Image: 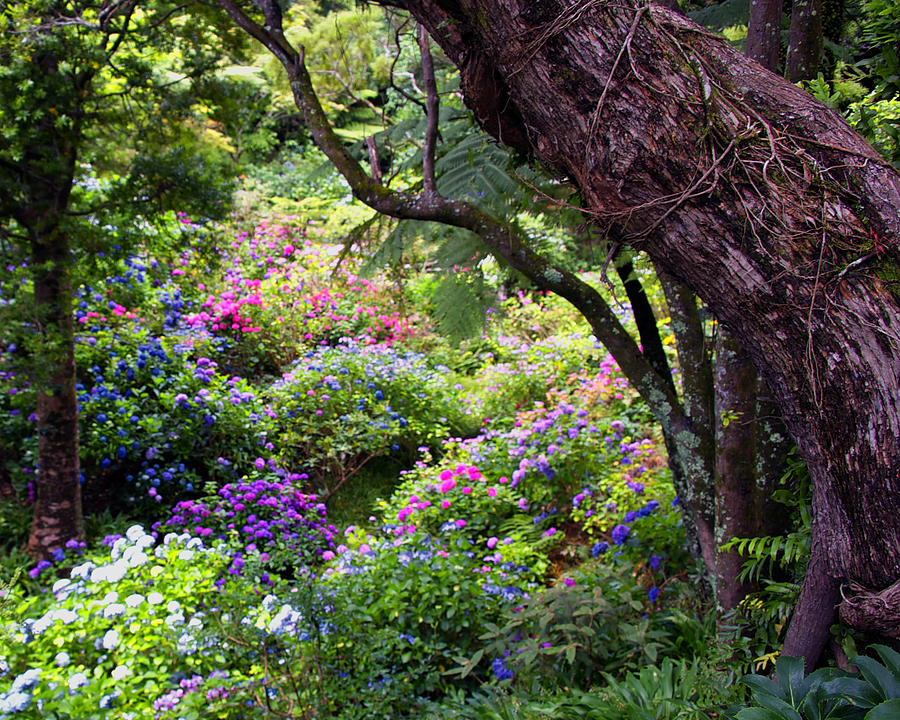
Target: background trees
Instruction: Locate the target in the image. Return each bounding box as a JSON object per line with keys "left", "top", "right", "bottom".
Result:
{"left": 0, "top": 0, "right": 236, "bottom": 559}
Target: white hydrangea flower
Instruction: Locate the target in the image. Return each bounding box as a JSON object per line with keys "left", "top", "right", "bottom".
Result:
{"left": 125, "top": 525, "right": 146, "bottom": 543}
{"left": 102, "top": 629, "right": 120, "bottom": 650}
{"left": 103, "top": 603, "right": 127, "bottom": 619}
{"left": 67, "top": 671, "right": 89, "bottom": 693}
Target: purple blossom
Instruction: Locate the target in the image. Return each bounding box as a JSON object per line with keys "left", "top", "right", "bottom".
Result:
{"left": 611, "top": 524, "right": 631, "bottom": 545}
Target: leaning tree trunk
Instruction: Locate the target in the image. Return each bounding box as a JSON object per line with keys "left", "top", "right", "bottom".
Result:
{"left": 399, "top": 0, "right": 900, "bottom": 669}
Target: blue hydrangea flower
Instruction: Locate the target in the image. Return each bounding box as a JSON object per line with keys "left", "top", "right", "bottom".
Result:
{"left": 491, "top": 657, "right": 514, "bottom": 681}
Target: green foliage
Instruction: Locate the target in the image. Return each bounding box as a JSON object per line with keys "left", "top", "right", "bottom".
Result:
{"left": 0, "top": 527, "right": 271, "bottom": 718}
{"left": 466, "top": 564, "right": 678, "bottom": 689}
{"left": 720, "top": 452, "right": 811, "bottom": 630}
{"left": 733, "top": 646, "right": 900, "bottom": 720}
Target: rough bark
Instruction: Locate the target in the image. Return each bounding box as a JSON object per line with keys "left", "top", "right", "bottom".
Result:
{"left": 394, "top": 0, "right": 900, "bottom": 667}
{"left": 657, "top": 273, "right": 717, "bottom": 575}
{"left": 9, "top": 43, "right": 89, "bottom": 559}
{"left": 714, "top": 332, "right": 766, "bottom": 611}
{"left": 747, "top": 0, "right": 784, "bottom": 72}
{"left": 785, "top": 0, "right": 824, "bottom": 82}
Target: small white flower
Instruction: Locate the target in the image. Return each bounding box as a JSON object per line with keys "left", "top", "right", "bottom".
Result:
{"left": 32, "top": 614, "right": 53, "bottom": 635}
{"left": 101, "top": 591, "right": 119, "bottom": 605}
{"left": 10, "top": 667, "right": 41, "bottom": 693}
{"left": 125, "top": 525, "right": 146, "bottom": 543}
{"left": 147, "top": 592, "right": 164, "bottom": 605}
{"left": 125, "top": 593, "right": 145, "bottom": 608}
{"left": 102, "top": 628, "right": 120, "bottom": 650}
{"left": 166, "top": 600, "right": 181, "bottom": 614}
{"left": 111, "top": 537, "right": 128, "bottom": 559}
{"left": 103, "top": 603, "right": 127, "bottom": 619}
{"left": 124, "top": 549, "right": 149, "bottom": 567}
{"left": 67, "top": 671, "right": 89, "bottom": 693}
{"left": 55, "top": 651, "right": 70, "bottom": 667}
{"left": 70, "top": 562, "right": 96, "bottom": 580}
{"left": 111, "top": 665, "right": 129, "bottom": 681}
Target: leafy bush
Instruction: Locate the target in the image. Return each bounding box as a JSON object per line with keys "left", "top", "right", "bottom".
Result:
{"left": 157, "top": 472, "right": 337, "bottom": 582}
{"left": 733, "top": 647, "right": 900, "bottom": 720}
{"left": 0, "top": 526, "right": 270, "bottom": 718}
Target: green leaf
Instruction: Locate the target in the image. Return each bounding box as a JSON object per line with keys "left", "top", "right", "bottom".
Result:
{"left": 737, "top": 708, "right": 799, "bottom": 720}
{"left": 853, "top": 655, "right": 900, "bottom": 700}
{"left": 865, "top": 699, "right": 900, "bottom": 719}
{"left": 777, "top": 656, "right": 808, "bottom": 707}
{"left": 745, "top": 674, "right": 790, "bottom": 703}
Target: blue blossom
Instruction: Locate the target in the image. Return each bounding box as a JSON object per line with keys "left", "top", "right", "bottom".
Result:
{"left": 611, "top": 524, "right": 631, "bottom": 545}
{"left": 591, "top": 541, "right": 610, "bottom": 557}
{"left": 648, "top": 586, "right": 660, "bottom": 603}
{"left": 67, "top": 671, "right": 89, "bottom": 693}
{"left": 10, "top": 668, "right": 40, "bottom": 693}
{"left": 491, "top": 657, "right": 514, "bottom": 681}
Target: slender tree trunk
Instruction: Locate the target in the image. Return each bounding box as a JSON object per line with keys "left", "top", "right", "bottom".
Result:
{"left": 785, "top": 0, "right": 824, "bottom": 81}
{"left": 657, "top": 273, "right": 718, "bottom": 576}
{"left": 714, "top": 332, "right": 766, "bottom": 611}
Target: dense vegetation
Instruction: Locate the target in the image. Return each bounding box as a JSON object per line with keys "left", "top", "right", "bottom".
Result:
{"left": 1, "top": 0, "right": 899, "bottom": 718}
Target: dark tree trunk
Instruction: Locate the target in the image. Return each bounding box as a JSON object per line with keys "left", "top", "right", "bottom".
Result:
{"left": 26, "top": 227, "right": 84, "bottom": 559}
{"left": 13, "top": 48, "right": 87, "bottom": 560}
{"left": 714, "top": 332, "right": 767, "bottom": 611}
{"left": 657, "top": 273, "right": 718, "bottom": 575}
{"left": 396, "top": 0, "right": 900, "bottom": 668}
{"left": 747, "top": 0, "right": 784, "bottom": 72}
{"left": 785, "top": 0, "right": 824, "bottom": 81}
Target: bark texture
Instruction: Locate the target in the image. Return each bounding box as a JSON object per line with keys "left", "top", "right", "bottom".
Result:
{"left": 785, "top": 0, "right": 824, "bottom": 82}
{"left": 746, "top": 0, "right": 784, "bottom": 72}
{"left": 396, "top": 0, "right": 900, "bottom": 665}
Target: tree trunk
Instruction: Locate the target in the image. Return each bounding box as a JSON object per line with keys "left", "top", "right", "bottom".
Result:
{"left": 746, "top": 0, "right": 784, "bottom": 72}
{"left": 785, "top": 0, "right": 824, "bottom": 82}
{"left": 398, "top": 0, "right": 900, "bottom": 667}
{"left": 714, "top": 331, "right": 767, "bottom": 611}
{"left": 26, "top": 228, "right": 84, "bottom": 559}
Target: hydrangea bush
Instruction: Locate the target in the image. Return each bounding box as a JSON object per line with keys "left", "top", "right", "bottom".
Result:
{"left": 0, "top": 526, "right": 267, "bottom": 719}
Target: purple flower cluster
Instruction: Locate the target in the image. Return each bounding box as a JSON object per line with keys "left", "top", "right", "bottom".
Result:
{"left": 157, "top": 475, "right": 336, "bottom": 579}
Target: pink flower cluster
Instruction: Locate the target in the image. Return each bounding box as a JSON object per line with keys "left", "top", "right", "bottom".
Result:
{"left": 396, "top": 464, "right": 501, "bottom": 525}
{"left": 187, "top": 292, "right": 264, "bottom": 333}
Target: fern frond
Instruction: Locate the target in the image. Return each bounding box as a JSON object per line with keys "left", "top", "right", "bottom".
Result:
{"left": 431, "top": 273, "right": 496, "bottom": 343}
